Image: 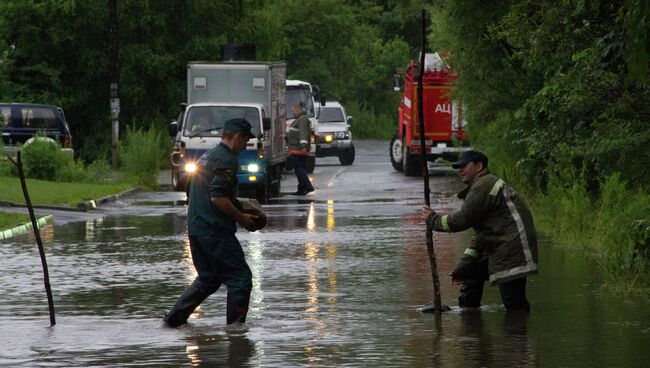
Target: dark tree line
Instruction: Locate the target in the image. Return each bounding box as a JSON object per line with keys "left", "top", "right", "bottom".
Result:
{"left": 0, "top": 0, "right": 424, "bottom": 161}
{"left": 429, "top": 0, "right": 650, "bottom": 193}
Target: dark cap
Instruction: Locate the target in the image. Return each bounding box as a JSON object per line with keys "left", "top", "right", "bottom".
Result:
{"left": 223, "top": 118, "right": 254, "bottom": 137}
{"left": 452, "top": 150, "right": 488, "bottom": 169}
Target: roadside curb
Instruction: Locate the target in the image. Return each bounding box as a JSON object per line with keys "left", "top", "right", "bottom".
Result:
{"left": 0, "top": 187, "right": 141, "bottom": 212}
{"left": 0, "top": 215, "right": 54, "bottom": 241}
{"left": 76, "top": 187, "right": 142, "bottom": 211}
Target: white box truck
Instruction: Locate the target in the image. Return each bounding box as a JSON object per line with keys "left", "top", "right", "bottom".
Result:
{"left": 168, "top": 62, "right": 287, "bottom": 203}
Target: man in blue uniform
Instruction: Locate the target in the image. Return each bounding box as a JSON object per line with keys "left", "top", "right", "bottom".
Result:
{"left": 163, "top": 118, "right": 259, "bottom": 327}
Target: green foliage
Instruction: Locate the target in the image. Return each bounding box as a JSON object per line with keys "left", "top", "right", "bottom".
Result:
{"left": 345, "top": 100, "right": 397, "bottom": 140}
{"left": 0, "top": 0, "right": 419, "bottom": 159}
{"left": 118, "top": 124, "right": 164, "bottom": 189}
{"left": 534, "top": 170, "right": 650, "bottom": 285}
{"left": 430, "top": 0, "right": 650, "bottom": 284}
{"left": 0, "top": 159, "right": 17, "bottom": 177}
{"left": 244, "top": 0, "right": 411, "bottom": 129}
{"left": 20, "top": 138, "right": 67, "bottom": 181}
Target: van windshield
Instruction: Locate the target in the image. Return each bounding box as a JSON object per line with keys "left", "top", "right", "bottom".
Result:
{"left": 286, "top": 88, "right": 315, "bottom": 119}
{"left": 183, "top": 106, "right": 261, "bottom": 137}
{"left": 319, "top": 107, "right": 345, "bottom": 123}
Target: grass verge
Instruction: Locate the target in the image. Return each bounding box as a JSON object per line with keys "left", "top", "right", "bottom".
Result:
{"left": 529, "top": 173, "right": 650, "bottom": 290}
{"left": 0, "top": 211, "right": 31, "bottom": 230}
{"left": 0, "top": 176, "right": 133, "bottom": 207}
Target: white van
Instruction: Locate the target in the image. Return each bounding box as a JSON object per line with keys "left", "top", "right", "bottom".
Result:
{"left": 314, "top": 101, "right": 354, "bottom": 165}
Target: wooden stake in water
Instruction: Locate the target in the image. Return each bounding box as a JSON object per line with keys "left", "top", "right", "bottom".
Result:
{"left": 417, "top": 9, "right": 448, "bottom": 314}
{"left": 7, "top": 151, "right": 56, "bottom": 325}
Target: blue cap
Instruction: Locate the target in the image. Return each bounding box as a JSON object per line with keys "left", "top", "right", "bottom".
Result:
{"left": 452, "top": 150, "right": 488, "bottom": 169}
{"left": 222, "top": 118, "right": 253, "bottom": 137}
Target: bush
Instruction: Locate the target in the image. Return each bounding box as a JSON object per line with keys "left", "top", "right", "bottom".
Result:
{"left": 118, "top": 124, "right": 164, "bottom": 189}
{"left": 345, "top": 100, "right": 396, "bottom": 140}
{"left": 20, "top": 138, "right": 68, "bottom": 181}
{"left": 0, "top": 159, "right": 17, "bottom": 177}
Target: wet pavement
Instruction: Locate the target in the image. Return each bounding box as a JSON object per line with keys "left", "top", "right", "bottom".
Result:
{"left": 2, "top": 140, "right": 649, "bottom": 367}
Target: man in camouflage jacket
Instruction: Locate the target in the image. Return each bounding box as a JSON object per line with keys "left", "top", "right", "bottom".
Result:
{"left": 287, "top": 103, "right": 314, "bottom": 195}
{"left": 422, "top": 151, "right": 538, "bottom": 311}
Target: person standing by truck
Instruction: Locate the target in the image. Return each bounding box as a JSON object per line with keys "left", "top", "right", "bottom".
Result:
{"left": 163, "top": 118, "right": 260, "bottom": 327}
{"left": 287, "top": 103, "right": 314, "bottom": 195}
{"left": 421, "top": 151, "right": 538, "bottom": 312}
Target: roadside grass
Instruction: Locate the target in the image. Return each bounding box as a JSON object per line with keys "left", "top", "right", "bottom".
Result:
{"left": 0, "top": 211, "right": 31, "bottom": 230}
{"left": 0, "top": 176, "right": 133, "bottom": 206}
{"left": 530, "top": 172, "right": 650, "bottom": 290}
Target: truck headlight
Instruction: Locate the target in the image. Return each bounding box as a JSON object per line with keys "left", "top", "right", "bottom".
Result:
{"left": 247, "top": 163, "right": 259, "bottom": 173}
{"left": 324, "top": 134, "right": 333, "bottom": 143}
{"left": 185, "top": 162, "right": 197, "bottom": 174}
{"left": 336, "top": 131, "right": 348, "bottom": 139}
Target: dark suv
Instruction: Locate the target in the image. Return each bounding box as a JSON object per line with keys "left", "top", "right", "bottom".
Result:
{"left": 1, "top": 103, "right": 73, "bottom": 156}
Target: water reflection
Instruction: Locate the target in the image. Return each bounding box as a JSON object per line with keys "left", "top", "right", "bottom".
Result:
{"left": 306, "top": 203, "right": 316, "bottom": 232}
{"left": 3, "top": 196, "right": 650, "bottom": 366}
{"left": 326, "top": 200, "right": 335, "bottom": 231}
{"left": 185, "top": 333, "right": 255, "bottom": 367}
{"left": 247, "top": 232, "right": 265, "bottom": 312}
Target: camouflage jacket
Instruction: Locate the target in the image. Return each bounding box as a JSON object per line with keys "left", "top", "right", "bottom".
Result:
{"left": 287, "top": 112, "right": 311, "bottom": 153}
{"left": 427, "top": 170, "right": 538, "bottom": 284}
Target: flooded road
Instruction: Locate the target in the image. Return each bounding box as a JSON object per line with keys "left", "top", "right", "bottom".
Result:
{"left": 2, "top": 140, "right": 649, "bottom": 367}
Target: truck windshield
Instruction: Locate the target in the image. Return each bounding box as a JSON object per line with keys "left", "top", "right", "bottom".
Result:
{"left": 319, "top": 107, "right": 345, "bottom": 123}
{"left": 183, "top": 106, "right": 261, "bottom": 137}
{"left": 285, "top": 88, "right": 315, "bottom": 119}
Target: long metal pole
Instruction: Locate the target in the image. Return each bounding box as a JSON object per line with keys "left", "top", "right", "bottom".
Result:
{"left": 7, "top": 152, "right": 56, "bottom": 326}
{"left": 418, "top": 9, "right": 443, "bottom": 313}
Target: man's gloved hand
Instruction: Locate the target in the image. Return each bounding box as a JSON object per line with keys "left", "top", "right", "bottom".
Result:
{"left": 449, "top": 272, "right": 463, "bottom": 286}
{"left": 421, "top": 205, "right": 439, "bottom": 225}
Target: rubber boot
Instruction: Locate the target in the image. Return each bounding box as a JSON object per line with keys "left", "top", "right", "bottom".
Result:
{"left": 163, "top": 281, "right": 209, "bottom": 327}
{"left": 226, "top": 292, "right": 250, "bottom": 324}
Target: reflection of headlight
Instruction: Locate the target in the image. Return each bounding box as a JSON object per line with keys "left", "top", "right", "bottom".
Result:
{"left": 325, "top": 134, "right": 333, "bottom": 143}
{"left": 247, "top": 163, "right": 259, "bottom": 173}
{"left": 185, "top": 162, "right": 197, "bottom": 173}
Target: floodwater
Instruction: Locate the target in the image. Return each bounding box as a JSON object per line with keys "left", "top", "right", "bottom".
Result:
{"left": 1, "top": 141, "right": 649, "bottom": 367}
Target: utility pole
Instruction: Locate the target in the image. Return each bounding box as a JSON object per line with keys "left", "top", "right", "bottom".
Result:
{"left": 108, "top": 0, "right": 120, "bottom": 169}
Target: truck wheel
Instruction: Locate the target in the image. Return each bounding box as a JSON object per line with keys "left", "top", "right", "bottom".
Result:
{"left": 269, "top": 165, "right": 282, "bottom": 196}
{"left": 256, "top": 179, "right": 269, "bottom": 204}
{"left": 403, "top": 148, "right": 422, "bottom": 176}
{"left": 390, "top": 132, "right": 404, "bottom": 172}
{"left": 171, "top": 170, "right": 186, "bottom": 192}
{"left": 306, "top": 156, "right": 316, "bottom": 174}
{"left": 338, "top": 144, "right": 355, "bottom": 165}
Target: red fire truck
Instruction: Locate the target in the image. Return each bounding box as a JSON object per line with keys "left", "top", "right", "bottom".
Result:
{"left": 389, "top": 53, "right": 471, "bottom": 176}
